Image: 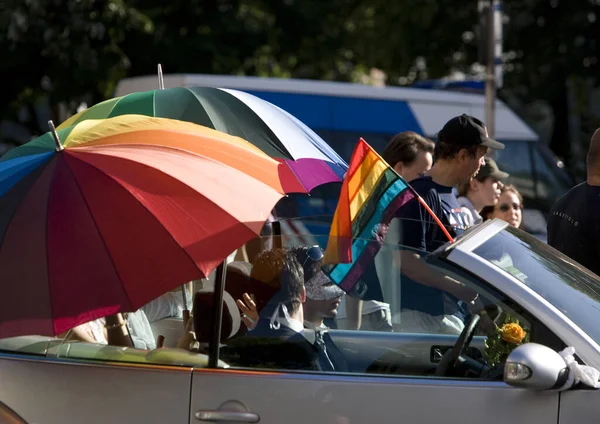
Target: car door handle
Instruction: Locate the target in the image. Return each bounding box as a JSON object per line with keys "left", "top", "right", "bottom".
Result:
{"left": 195, "top": 410, "right": 260, "bottom": 423}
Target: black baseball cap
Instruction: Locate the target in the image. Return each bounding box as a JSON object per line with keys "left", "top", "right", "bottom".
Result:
{"left": 439, "top": 114, "right": 505, "bottom": 150}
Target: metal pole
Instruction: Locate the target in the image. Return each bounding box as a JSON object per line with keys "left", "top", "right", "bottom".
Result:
{"left": 48, "top": 120, "right": 64, "bottom": 152}
{"left": 157, "top": 64, "right": 165, "bottom": 90}
{"left": 485, "top": 0, "right": 496, "bottom": 138}
{"left": 272, "top": 221, "right": 282, "bottom": 249}
{"left": 208, "top": 262, "right": 227, "bottom": 368}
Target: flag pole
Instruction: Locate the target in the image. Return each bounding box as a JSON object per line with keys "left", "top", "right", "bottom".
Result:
{"left": 414, "top": 195, "right": 455, "bottom": 243}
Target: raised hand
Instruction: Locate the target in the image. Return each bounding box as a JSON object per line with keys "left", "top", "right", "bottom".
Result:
{"left": 236, "top": 293, "right": 258, "bottom": 330}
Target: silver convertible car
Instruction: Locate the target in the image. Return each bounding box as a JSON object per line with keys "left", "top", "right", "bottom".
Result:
{"left": 1, "top": 218, "right": 600, "bottom": 424}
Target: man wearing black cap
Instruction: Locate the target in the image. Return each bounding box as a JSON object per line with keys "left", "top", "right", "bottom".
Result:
{"left": 398, "top": 114, "right": 505, "bottom": 249}
{"left": 395, "top": 115, "right": 505, "bottom": 333}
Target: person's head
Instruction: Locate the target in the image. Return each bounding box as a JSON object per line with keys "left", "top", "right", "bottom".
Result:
{"left": 492, "top": 185, "right": 523, "bottom": 228}
{"left": 288, "top": 245, "right": 345, "bottom": 323}
{"left": 381, "top": 131, "right": 435, "bottom": 182}
{"left": 457, "top": 158, "right": 509, "bottom": 211}
{"left": 587, "top": 128, "right": 600, "bottom": 183}
{"left": 435, "top": 115, "right": 505, "bottom": 185}
{"left": 250, "top": 248, "right": 306, "bottom": 315}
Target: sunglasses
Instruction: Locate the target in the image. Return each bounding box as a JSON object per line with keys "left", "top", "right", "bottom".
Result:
{"left": 301, "top": 245, "right": 324, "bottom": 266}
{"left": 499, "top": 202, "right": 522, "bottom": 212}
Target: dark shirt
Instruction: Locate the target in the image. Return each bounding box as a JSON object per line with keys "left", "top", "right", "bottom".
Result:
{"left": 548, "top": 183, "right": 600, "bottom": 276}
{"left": 222, "top": 318, "right": 321, "bottom": 371}
{"left": 223, "top": 316, "right": 349, "bottom": 372}
{"left": 397, "top": 176, "right": 460, "bottom": 252}
{"left": 308, "top": 326, "right": 349, "bottom": 372}
{"left": 396, "top": 176, "right": 462, "bottom": 316}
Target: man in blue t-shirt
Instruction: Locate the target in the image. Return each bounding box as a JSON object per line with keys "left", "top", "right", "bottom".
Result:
{"left": 395, "top": 114, "right": 505, "bottom": 334}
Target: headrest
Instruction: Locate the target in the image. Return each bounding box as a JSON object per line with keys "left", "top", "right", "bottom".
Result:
{"left": 193, "top": 290, "right": 241, "bottom": 344}
{"left": 224, "top": 261, "right": 278, "bottom": 314}
{"left": 227, "top": 261, "right": 252, "bottom": 281}
{"left": 223, "top": 261, "right": 251, "bottom": 301}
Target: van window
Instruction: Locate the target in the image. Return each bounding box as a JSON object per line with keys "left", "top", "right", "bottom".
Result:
{"left": 491, "top": 141, "right": 535, "bottom": 201}
{"left": 316, "top": 130, "right": 392, "bottom": 162}
{"left": 531, "top": 146, "right": 571, "bottom": 204}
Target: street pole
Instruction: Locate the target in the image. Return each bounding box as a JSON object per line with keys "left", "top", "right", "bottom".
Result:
{"left": 485, "top": 0, "right": 496, "bottom": 138}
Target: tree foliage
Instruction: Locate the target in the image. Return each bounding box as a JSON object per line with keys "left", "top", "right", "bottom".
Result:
{"left": 3, "top": 0, "right": 600, "bottom": 169}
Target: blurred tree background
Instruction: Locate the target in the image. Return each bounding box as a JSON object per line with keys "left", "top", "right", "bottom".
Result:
{"left": 2, "top": 0, "right": 600, "bottom": 176}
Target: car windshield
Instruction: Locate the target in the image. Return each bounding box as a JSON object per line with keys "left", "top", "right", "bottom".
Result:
{"left": 471, "top": 226, "right": 600, "bottom": 344}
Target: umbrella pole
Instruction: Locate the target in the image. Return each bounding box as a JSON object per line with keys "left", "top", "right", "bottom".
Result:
{"left": 157, "top": 64, "right": 165, "bottom": 89}
{"left": 181, "top": 282, "right": 191, "bottom": 327}
{"left": 48, "top": 120, "right": 63, "bottom": 152}
{"left": 208, "top": 261, "right": 227, "bottom": 368}
{"left": 273, "top": 220, "right": 282, "bottom": 249}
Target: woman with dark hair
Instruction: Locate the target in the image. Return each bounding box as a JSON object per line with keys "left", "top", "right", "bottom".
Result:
{"left": 456, "top": 158, "right": 508, "bottom": 227}
{"left": 381, "top": 131, "right": 435, "bottom": 182}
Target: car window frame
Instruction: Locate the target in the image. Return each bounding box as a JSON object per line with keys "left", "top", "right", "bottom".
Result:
{"left": 447, "top": 232, "right": 600, "bottom": 369}
{"left": 215, "top": 227, "right": 564, "bottom": 379}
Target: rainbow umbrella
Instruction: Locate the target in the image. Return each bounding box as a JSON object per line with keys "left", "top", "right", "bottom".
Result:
{"left": 0, "top": 115, "right": 286, "bottom": 338}
{"left": 58, "top": 86, "right": 348, "bottom": 192}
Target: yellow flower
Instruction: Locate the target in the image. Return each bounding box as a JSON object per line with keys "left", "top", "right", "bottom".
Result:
{"left": 501, "top": 323, "right": 526, "bottom": 344}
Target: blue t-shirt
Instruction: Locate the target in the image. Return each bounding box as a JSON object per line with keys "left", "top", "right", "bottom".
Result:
{"left": 397, "top": 176, "right": 466, "bottom": 252}
{"left": 395, "top": 176, "right": 467, "bottom": 316}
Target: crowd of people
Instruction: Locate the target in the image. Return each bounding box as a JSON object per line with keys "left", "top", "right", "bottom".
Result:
{"left": 212, "top": 114, "right": 519, "bottom": 370}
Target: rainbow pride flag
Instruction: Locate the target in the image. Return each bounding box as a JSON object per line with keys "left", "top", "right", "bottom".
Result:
{"left": 322, "top": 138, "right": 415, "bottom": 297}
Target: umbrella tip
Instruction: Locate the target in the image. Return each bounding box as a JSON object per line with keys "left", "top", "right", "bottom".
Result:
{"left": 48, "top": 120, "right": 64, "bottom": 152}
{"left": 157, "top": 64, "right": 165, "bottom": 90}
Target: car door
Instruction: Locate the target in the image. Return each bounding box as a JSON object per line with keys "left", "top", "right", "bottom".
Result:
{"left": 189, "top": 239, "right": 559, "bottom": 424}
{"left": 189, "top": 357, "right": 557, "bottom": 424}
{"left": 0, "top": 339, "right": 193, "bottom": 424}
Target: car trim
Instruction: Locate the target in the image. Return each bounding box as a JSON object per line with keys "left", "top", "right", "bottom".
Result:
{"left": 449, "top": 219, "right": 508, "bottom": 253}
{"left": 193, "top": 366, "right": 525, "bottom": 388}
{"left": 0, "top": 351, "right": 193, "bottom": 372}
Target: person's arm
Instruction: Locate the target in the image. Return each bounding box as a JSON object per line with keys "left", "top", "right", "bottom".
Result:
{"left": 104, "top": 313, "right": 133, "bottom": 347}
{"left": 344, "top": 296, "right": 363, "bottom": 330}
{"left": 398, "top": 192, "right": 477, "bottom": 303}
{"left": 400, "top": 251, "right": 477, "bottom": 303}
{"left": 58, "top": 324, "right": 98, "bottom": 344}
{"left": 142, "top": 289, "right": 191, "bottom": 323}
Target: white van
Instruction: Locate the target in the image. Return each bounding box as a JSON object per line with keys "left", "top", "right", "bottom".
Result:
{"left": 116, "top": 74, "right": 574, "bottom": 236}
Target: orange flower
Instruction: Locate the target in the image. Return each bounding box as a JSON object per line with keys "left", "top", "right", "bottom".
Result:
{"left": 501, "top": 323, "right": 526, "bottom": 344}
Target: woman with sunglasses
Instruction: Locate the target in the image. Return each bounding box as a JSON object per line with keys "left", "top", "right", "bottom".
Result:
{"left": 482, "top": 185, "right": 523, "bottom": 228}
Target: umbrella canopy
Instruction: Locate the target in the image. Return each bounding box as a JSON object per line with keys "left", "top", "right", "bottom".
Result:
{"left": 0, "top": 115, "right": 285, "bottom": 338}
{"left": 58, "top": 86, "right": 348, "bottom": 192}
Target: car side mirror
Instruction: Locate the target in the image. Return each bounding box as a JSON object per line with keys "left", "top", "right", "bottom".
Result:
{"left": 503, "top": 343, "right": 569, "bottom": 390}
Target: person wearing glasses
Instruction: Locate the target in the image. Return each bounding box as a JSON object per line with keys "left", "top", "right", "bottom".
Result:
{"left": 481, "top": 185, "right": 523, "bottom": 228}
